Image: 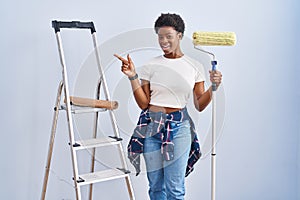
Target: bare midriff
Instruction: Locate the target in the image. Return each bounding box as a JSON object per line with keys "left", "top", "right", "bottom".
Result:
{"left": 148, "top": 104, "right": 182, "bottom": 114}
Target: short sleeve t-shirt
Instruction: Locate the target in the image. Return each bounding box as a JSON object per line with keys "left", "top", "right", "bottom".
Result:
{"left": 139, "top": 55, "right": 206, "bottom": 108}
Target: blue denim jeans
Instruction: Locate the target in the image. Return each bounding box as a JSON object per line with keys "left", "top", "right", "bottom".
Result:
{"left": 143, "top": 120, "right": 191, "bottom": 200}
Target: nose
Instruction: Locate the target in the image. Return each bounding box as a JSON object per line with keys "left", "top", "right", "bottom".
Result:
{"left": 159, "top": 36, "right": 168, "bottom": 44}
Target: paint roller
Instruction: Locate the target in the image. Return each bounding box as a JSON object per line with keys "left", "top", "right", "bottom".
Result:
{"left": 192, "top": 31, "right": 236, "bottom": 200}
{"left": 193, "top": 31, "right": 236, "bottom": 46}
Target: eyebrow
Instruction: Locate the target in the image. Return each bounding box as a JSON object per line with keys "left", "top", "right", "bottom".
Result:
{"left": 158, "top": 32, "right": 176, "bottom": 36}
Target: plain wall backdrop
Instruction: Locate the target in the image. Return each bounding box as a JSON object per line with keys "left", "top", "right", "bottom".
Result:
{"left": 1, "top": 0, "right": 299, "bottom": 199}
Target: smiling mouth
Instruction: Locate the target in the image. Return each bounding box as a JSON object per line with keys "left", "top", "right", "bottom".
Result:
{"left": 161, "top": 45, "right": 170, "bottom": 50}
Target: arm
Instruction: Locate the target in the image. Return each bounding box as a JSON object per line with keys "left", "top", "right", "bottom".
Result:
{"left": 114, "top": 54, "right": 150, "bottom": 110}
{"left": 130, "top": 78, "right": 150, "bottom": 109}
{"left": 193, "top": 70, "right": 222, "bottom": 112}
{"left": 193, "top": 82, "right": 212, "bottom": 112}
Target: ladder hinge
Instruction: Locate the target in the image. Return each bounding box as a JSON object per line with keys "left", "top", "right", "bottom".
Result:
{"left": 68, "top": 142, "right": 81, "bottom": 147}
{"left": 117, "top": 168, "right": 131, "bottom": 174}
{"left": 73, "top": 176, "right": 85, "bottom": 183}
{"left": 109, "top": 136, "right": 123, "bottom": 141}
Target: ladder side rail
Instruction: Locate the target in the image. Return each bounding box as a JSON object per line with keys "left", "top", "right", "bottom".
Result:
{"left": 125, "top": 177, "right": 135, "bottom": 200}
{"left": 55, "top": 31, "right": 82, "bottom": 200}
{"left": 92, "top": 33, "right": 136, "bottom": 200}
{"left": 41, "top": 81, "right": 64, "bottom": 200}
{"left": 91, "top": 33, "right": 127, "bottom": 166}
{"left": 88, "top": 79, "right": 101, "bottom": 200}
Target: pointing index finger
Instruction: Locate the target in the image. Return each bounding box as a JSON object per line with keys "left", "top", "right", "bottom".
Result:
{"left": 114, "top": 54, "right": 128, "bottom": 64}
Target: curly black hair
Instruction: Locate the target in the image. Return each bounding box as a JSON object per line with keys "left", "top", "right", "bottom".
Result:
{"left": 154, "top": 13, "right": 185, "bottom": 36}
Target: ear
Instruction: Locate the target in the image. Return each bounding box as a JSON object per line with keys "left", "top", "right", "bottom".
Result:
{"left": 178, "top": 32, "right": 183, "bottom": 40}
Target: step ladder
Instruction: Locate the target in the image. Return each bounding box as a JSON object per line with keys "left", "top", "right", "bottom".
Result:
{"left": 41, "top": 21, "right": 135, "bottom": 200}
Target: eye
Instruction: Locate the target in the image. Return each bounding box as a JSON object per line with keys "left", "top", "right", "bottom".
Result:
{"left": 166, "top": 35, "right": 173, "bottom": 39}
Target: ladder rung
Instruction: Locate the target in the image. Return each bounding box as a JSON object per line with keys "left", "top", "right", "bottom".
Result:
{"left": 77, "top": 168, "right": 129, "bottom": 186}
{"left": 59, "top": 105, "right": 107, "bottom": 114}
{"left": 73, "top": 137, "right": 122, "bottom": 150}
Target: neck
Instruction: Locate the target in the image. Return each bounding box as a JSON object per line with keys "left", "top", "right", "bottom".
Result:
{"left": 164, "top": 51, "right": 184, "bottom": 59}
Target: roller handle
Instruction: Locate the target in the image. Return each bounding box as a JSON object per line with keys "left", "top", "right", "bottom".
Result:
{"left": 52, "top": 20, "right": 96, "bottom": 33}
{"left": 211, "top": 60, "right": 218, "bottom": 91}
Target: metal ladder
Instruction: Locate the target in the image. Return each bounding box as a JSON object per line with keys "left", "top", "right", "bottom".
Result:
{"left": 41, "top": 21, "right": 135, "bottom": 200}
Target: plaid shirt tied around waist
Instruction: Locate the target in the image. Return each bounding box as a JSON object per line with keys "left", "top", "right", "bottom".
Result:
{"left": 127, "top": 107, "right": 201, "bottom": 177}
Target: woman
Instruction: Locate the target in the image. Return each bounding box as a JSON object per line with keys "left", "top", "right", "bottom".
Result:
{"left": 114, "top": 13, "right": 222, "bottom": 200}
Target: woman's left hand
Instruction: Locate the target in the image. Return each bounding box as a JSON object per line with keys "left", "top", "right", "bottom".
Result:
{"left": 209, "top": 70, "right": 222, "bottom": 88}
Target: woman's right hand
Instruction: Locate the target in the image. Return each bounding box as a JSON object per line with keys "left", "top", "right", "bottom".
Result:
{"left": 114, "top": 54, "right": 137, "bottom": 78}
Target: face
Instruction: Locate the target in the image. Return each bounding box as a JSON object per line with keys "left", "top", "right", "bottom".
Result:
{"left": 157, "top": 26, "right": 182, "bottom": 57}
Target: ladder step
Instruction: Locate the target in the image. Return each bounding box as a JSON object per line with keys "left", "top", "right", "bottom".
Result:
{"left": 73, "top": 137, "right": 122, "bottom": 150}
{"left": 77, "top": 168, "right": 130, "bottom": 186}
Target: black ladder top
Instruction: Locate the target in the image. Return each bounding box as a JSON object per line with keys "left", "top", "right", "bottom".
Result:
{"left": 52, "top": 20, "right": 96, "bottom": 34}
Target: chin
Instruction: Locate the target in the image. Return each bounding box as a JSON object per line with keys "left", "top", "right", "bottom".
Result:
{"left": 162, "top": 50, "right": 172, "bottom": 55}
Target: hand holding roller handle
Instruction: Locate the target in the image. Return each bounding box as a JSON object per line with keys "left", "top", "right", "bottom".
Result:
{"left": 209, "top": 61, "right": 222, "bottom": 91}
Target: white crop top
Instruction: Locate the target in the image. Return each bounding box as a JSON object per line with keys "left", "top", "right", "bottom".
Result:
{"left": 139, "top": 55, "right": 206, "bottom": 108}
